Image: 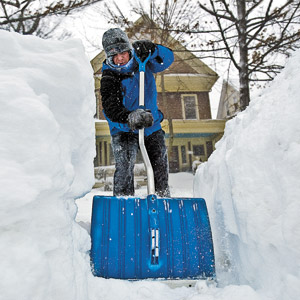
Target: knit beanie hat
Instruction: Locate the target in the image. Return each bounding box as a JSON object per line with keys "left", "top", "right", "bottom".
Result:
{"left": 102, "top": 28, "right": 132, "bottom": 58}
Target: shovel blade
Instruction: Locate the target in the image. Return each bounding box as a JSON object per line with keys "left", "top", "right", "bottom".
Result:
{"left": 90, "top": 195, "right": 215, "bottom": 279}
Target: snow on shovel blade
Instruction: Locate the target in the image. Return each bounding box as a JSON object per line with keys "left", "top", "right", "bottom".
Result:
{"left": 90, "top": 194, "right": 215, "bottom": 280}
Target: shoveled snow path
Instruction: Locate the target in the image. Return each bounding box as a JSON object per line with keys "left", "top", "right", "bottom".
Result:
{"left": 76, "top": 172, "right": 268, "bottom": 300}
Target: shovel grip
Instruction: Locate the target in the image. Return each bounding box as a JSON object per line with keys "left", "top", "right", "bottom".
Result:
{"left": 134, "top": 52, "right": 151, "bottom": 72}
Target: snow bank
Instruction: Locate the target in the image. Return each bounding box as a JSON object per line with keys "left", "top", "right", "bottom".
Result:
{"left": 194, "top": 50, "right": 300, "bottom": 300}
{"left": 0, "top": 30, "right": 96, "bottom": 299}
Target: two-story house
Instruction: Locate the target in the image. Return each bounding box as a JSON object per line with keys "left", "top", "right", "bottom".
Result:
{"left": 91, "top": 16, "right": 226, "bottom": 172}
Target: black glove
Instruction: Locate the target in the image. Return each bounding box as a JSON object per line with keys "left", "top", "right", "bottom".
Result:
{"left": 128, "top": 108, "right": 154, "bottom": 131}
{"left": 132, "top": 40, "right": 156, "bottom": 62}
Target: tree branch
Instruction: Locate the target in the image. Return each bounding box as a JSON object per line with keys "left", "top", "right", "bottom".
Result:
{"left": 197, "top": 0, "right": 235, "bottom": 22}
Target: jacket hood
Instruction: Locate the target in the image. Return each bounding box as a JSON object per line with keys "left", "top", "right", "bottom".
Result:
{"left": 103, "top": 52, "right": 138, "bottom": 74}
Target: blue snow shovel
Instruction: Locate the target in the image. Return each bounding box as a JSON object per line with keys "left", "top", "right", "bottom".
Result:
{"left": 90, "top": 53, "right": 215, "bottom": 282}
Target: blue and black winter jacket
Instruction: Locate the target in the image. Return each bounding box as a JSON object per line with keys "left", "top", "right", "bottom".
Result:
{"left": 100, "top": 44, "right": 174, "bottom": 136}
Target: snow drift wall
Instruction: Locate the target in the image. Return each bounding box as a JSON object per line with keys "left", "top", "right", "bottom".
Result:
{"left": 194, "top": 51, "right": 300, "bottom": 300}
{"left": 0, "top": 30, "right": 96, "bottom": 300}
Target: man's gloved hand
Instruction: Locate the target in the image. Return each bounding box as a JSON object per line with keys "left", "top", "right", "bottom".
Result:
{"left": 132, "top": 40, "right": 156, "bottom": 62}
{"left": 128, "top": 108, "right": 154, "bottom": 131}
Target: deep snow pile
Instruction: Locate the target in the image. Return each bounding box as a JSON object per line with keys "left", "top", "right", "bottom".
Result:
{"left": 0, "top": 30, "right": 96, "bottom": 299}
{"left": 194, "top": 50, "right": 300, "bottom": 299}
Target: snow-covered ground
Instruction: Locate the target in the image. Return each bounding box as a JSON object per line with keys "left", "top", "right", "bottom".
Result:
{"left": 76, "top": 171, "right": 195, "bottom": 233}
{"left": 0, "top": 29, "right": 299, "bottom": 300}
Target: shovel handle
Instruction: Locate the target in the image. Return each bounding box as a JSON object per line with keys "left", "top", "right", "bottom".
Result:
{"left": 134, "top": 53, "right": 155, "bottom": 195}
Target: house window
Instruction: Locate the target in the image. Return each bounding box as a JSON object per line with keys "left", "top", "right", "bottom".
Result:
{"left": 193, "top": 145, "right": 205, "bottom": 156}
{"left": 182, "top": 94, "right": 199, "bottom": 119}
{"left": 181, "top": 145, "right": 187, "bottom": 164}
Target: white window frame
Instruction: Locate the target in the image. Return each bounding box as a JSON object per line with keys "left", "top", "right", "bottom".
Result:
{"left": 181, "top": 94, "right": 199, "bottom": 120}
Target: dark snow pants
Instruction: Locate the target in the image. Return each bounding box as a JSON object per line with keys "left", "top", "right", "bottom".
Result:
{"left": 111, "top": 129, "right": 170, "bottom": 197}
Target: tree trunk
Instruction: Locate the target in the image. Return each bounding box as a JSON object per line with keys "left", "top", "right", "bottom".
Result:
{"left": 237, "top": 0, "right": 250, "bottom": 111}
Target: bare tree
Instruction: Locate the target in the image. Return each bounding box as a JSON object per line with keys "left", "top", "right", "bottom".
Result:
{"left": 0, "top": 0, "right": 103, "bottom": 38}
{"left": 196, "top": 0, "right": 300, "bottom": 110}
{"left": 90, "top": 0, "right": 300, "bottom": 116}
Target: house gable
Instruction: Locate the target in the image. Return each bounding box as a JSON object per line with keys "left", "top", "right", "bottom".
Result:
{"left": 92, "top": 16, "right": 225, "bottom": 172}
{"left": 91, "top": 15, "right": 219, "bottom": 94}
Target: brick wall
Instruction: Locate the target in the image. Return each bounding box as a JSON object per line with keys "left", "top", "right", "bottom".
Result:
{"left": 157, "top": 92, "right": 211, "bottom": 120}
